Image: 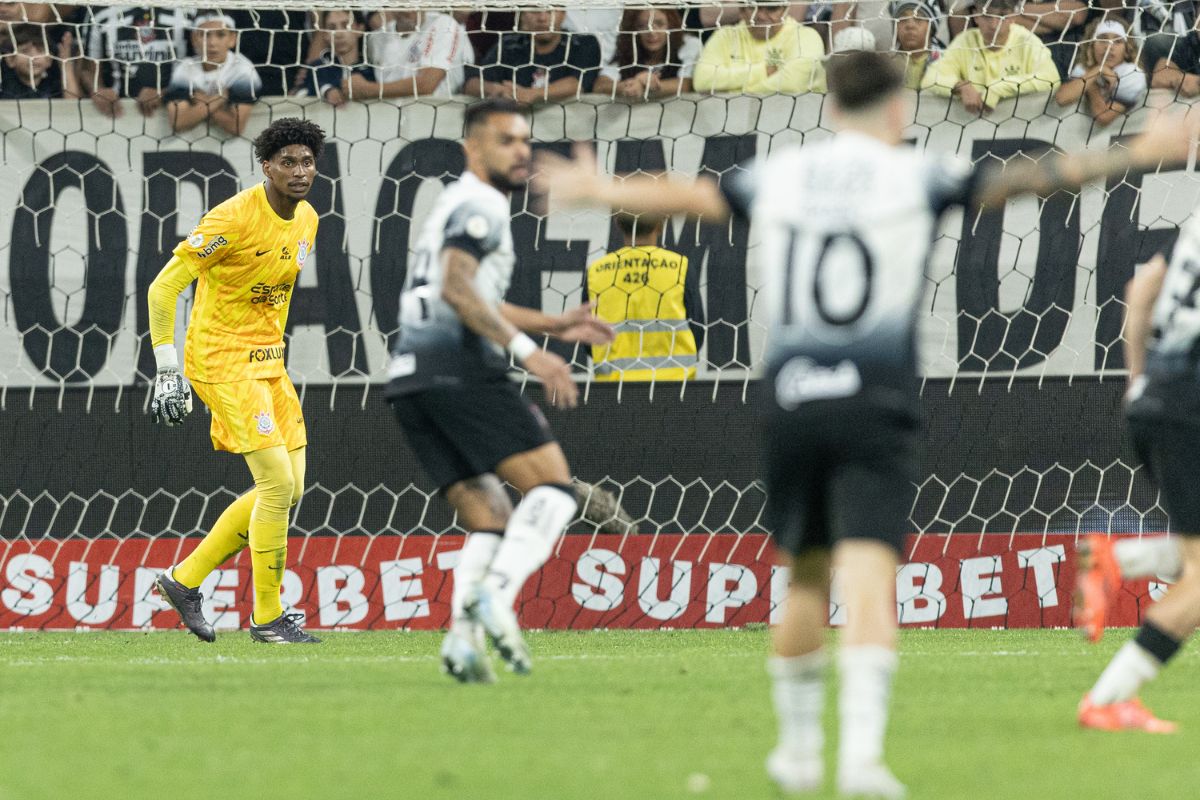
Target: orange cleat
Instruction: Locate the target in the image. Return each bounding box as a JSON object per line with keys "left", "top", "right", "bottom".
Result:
{"left": 1078, "top": 695, "right": 1178, "bottom": 733}
{"left": 1074, "top": 534, "right": 1123, "bottom": 643}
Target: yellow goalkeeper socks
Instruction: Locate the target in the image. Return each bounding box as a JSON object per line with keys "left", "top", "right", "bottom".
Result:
{"left": 245, "top": 446, "right": 295, "bottom": 625}
{"left": 250, "top": 545, "right": 287, "bottom": 624}
{"left": 172, "top": 490, "right": 257, "bottom": 589}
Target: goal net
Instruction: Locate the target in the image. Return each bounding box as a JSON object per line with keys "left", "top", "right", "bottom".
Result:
{"left": 0, "top": 1, "right": 1196, "bottom": 632}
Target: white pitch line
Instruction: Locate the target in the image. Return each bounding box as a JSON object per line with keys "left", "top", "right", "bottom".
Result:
{"left": 3, "top": 649, "right": 1194, "bottom": 667}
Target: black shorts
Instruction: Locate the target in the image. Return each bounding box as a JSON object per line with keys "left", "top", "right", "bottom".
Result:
{"left": 391, "top": 379, "right": 555, "bottom": 491}
{"left": 763, "top": 401, "right": 917, "bottom": 556}
{"left": 1129, "top": 414, "right": 1200, "bottom": 534}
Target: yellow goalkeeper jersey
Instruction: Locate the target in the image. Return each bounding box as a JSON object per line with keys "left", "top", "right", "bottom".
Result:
{"left": 172, "top": 183, "right": 319, "bottom": 383}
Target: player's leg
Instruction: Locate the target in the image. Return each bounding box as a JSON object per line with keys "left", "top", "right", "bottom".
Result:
{"left": 1079, "top": 536, "right": 1200, "bottom": 733}
{"left": 244, "top": 445, "right": 294, "bottom": 623}
{"left": 1076, "top": 417, "right": 1185, "bottom": 640}
{"left": 834, "top": 538, "right": 903, "bottom": 797}
{"left": 464, "top": 442, "right": 578, "bottom": 674}
{"left": 441, "top": 475, "right": 511, "bottom": 683}
{"left": 1076, "top": 533, "right": 1183, "bottom": 641}
{"left": 829, "top": 430, "right": 913, "bottom": 800}
{"left": 762, "top": 431, "right": 830, "bottom": 794}
{"left": 154, "top": 379, "right": 258, "bottom": 642}
{"left": 172, "top": 491, "right": 256, "bottom": 589}
{"left": 445, "top": 476, "right": 509, "bottom": 636}
{"left": 767, "top": 548, "right": 831, "bottom": 794}
{"left": 244, "top": 377, "right": 317, "bottom": 643}
{"left": 410, "top": 380, "right": 577, "bottom": 674}
{"left": 488, "top": 442, "right": 578, "bottom": 605}
{"left": 1079, "top": 416, "right": 1194, "bottom": 730}
{"left": 391, "top": 393, "right": 509, "bottom": 681}
{"left": 288, "top": 446, "right": 306, "bottom": 509}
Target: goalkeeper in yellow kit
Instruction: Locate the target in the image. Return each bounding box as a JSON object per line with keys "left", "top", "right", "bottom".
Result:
{"left": 148, "top": 118, "right": 324, "bottom": 644}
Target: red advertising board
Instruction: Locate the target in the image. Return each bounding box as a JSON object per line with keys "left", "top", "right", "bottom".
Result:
{"left": 0, "top": 533, "right": 1165, "bottom": 631}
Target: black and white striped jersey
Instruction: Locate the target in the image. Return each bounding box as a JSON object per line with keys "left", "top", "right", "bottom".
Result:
{"left": 1145, "top": 214, "right": 1200, "bottom": 379}
{"left": 722, "top": 131, "right": 974, "bottom": 420}
{"left": 386, "top": 172, "right": 517, "bottom": 395}
{"left": 84, "top": 6, "right": 192, "bottom": 95}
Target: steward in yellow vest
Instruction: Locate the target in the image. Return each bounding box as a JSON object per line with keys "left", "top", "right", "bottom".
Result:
{"left": 586, "top": 214, "right": 705, "bottom": 381}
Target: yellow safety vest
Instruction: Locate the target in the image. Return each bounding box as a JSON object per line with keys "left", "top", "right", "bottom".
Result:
{"left": 586, "top": 245, "right": 698, "bottom": 381}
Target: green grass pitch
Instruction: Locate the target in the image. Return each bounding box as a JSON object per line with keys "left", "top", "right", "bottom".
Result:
{"left": 0, "top": 628, "right": 1196, "bottom": 800}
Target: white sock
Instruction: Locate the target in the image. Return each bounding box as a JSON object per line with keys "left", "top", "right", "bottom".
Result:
{"left": 838, "top": 645, "right": 898, "bottom": 773}
{"left": 767, "top": 650, "right": 826, "bottom": 760}
{"left": 1113, "top": 536, "right": 1183, "bottom": 581}
{"left": 1089, "top": 640, "right": 1162, "bottom": 705}
{"left": 450, "top": 532, "right": 502, "bottom": 635}
{"left": 485, "top": 484, "right": 578, "bottom": 608}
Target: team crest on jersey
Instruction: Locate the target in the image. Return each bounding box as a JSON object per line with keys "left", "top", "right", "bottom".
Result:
{"left": 253, "top": 410, "right": 275, "bottom": 435}
{"left": 296, "top": 239, "right": 311, "bottom": 267}
{"left": 188, "top": 232, "right": 204, "bottom": 248}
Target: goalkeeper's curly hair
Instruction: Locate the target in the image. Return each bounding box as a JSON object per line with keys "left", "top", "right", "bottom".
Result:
{"left": 253, "top": 118, "right": 326, "bottom": 163}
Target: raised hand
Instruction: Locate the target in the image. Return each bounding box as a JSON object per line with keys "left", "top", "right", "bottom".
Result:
{"left": 555, "top": 301, "right": 615, "bottom": 345}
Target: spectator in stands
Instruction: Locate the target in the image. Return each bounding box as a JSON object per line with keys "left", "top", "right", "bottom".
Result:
{"left": 0, "top": 23, "right": 79, "bottom": 98}
{"left": 683, "top": 4, "right": 742, "bottom": 43}
{"left": 564, "top": 6, "right": 622, "bottom": 67}
{"left": 83, "top": 5, "right": 191, "bottom": 117}
{"left": 594, "top": 7, "right": 700, "bottom": 99}
{"left": 792, "top": 1, "right": 857, "bottom": 52}
{"left": 1011, "top": 1, "right": 1089, "bottom": 80}
{"left": 294, "top": 9, "right": 369, "bottom": 107}
{"left": 458, "top": 9, "right": 515, "bottom": 64}
{"left": 890, "top": 0, "right": 944, "bottom": 89}
{"left": 164, "top": 12, "right": 260, "bottom": 135}
{"left": 348, "top": 10, "right": 472, "bottom": 99}
{"left": 586, "top": 213, "right": 704, "bottom": 382}
{"left": 463, "top": 7, "right": 601, "bottom": 103}
{"left": 830, "top": 24, "right": 877, "bottom": 53}
{"left": 225, "top": 9, "right": 308, "bottom": 97}
{"left": 1054, "top": 17, "right": 1145, "bottom": 126}
{"left": 692, "top": 2, "right": 826, "bottom": 95}
{"left": 0, "top": 3, "right": 82, "bottom": 54}
{"left": 922, "top": 0, "right": 1059, "bottom": 114}
{"left": 1141, "top": 0, "right": 1200, "bottom": 97}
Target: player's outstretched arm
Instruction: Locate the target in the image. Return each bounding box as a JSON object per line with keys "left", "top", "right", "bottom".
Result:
{"left": 146, "top": 255, "right": 195, "bottom": 425}
{"left": 971, "top": 109, "right": 1198, "bottom": 209}
{"left": 442, "top": 247, "right": 579, "bottom": 408}
{"left": 1123, "top": 254, "right": 1169, "bottom": 388}
{"left": 533, "top": 143, "right": 732, "bottom": 223}
{"left": 500, "top": 300, "right": 615, "bottom": 346}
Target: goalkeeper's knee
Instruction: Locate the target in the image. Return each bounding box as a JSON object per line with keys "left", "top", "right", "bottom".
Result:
{"left": 288, "top": 447, "right": 306, "bottom": 508}
{"left": 245, "top": 447, "right": 295, "bottom": 549}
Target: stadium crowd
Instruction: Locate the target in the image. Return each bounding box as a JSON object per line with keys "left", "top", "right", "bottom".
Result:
{"left": 0, "top": 1, "right": 1191, "bottom": 124}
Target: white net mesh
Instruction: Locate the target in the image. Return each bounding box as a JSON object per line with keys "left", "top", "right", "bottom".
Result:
{"left": 0, "top": 1, "right": 1196, "bottom": 631}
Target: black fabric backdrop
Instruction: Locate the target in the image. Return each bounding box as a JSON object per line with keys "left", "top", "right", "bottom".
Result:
{"left": 0, "top": 376, "right": 1162, "bottom": 539}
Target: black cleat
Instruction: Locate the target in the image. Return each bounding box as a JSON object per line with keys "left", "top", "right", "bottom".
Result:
{"left": 153, "top": 571, "right": 216, "bottom": 643}
{"left": 250, "top": 612, "right": 321, "bottom": 644}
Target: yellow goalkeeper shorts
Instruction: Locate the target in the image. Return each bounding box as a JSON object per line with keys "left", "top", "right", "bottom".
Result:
{"left": 191, "top": 376, "right": 306, "bottom": 454}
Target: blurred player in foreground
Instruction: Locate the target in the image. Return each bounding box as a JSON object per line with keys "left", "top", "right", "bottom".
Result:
{"left": 147, "top": 118, "right": 324, "bottom": 645}
{"left": 1075, "top": 229, "right": 1200, "bottom": 732}
{"left": 535, "top": 50, "right": 1195, "bottom": 798}
{"left": 385, "top": 98, "right": 615, "bottom": 682}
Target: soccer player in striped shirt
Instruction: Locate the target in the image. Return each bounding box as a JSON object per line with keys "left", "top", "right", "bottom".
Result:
{"left": 537, "top": 51, "right": 1195, "bottom": 798}
{"left": 147, "top": 118, "right": 324, "bottom": 644}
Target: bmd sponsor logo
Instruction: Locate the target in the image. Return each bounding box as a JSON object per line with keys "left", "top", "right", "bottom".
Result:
{"left": 195, "top": 235, "right": 228, "bottom": 258}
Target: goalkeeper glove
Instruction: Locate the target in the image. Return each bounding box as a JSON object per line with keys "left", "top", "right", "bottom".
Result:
{"left": 151, "top": 345, "right": 192, "bottom": 426}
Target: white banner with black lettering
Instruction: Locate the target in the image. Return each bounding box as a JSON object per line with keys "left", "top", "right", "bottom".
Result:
{"left": 0, "top": 91, "right": 1195, "bottom": 388}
